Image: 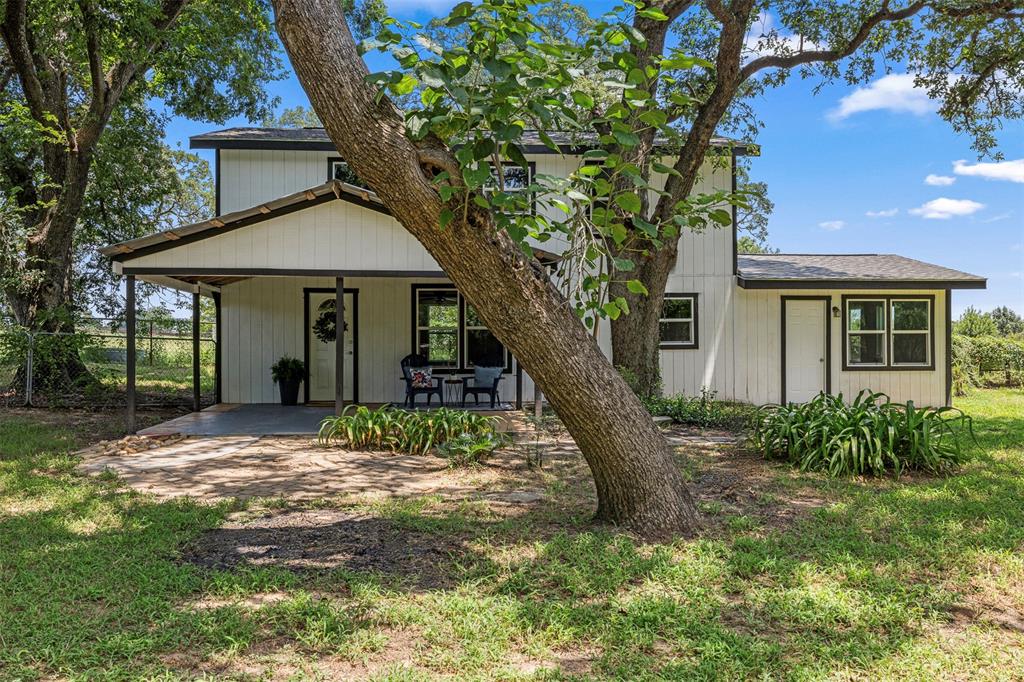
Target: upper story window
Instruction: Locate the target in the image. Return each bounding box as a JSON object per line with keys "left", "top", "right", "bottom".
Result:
{"left": 327, "top": 158, "right": 367, "bottom": 188}
{"left": 844, "top": 296, "right": 933, "bottom": 369}
{"left": 485, "top": 162, "right": 535, "bottom": 215}
{"left": 660, "top": 294, "right": 698, "bottom": 349}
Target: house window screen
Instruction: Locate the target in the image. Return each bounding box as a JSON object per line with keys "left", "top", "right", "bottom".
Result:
{"left": 416, "top": 289, "right": 459, "bottom": 366}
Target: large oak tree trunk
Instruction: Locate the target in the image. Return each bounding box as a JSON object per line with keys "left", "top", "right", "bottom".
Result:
{"left": 271, "top": 0, "right": 699, "bottom": 537}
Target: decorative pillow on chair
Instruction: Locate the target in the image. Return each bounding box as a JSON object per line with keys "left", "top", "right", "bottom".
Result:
{"left": 474, "top": 366, "right": 503, "bottom": 386}
{"left": 410, "top": 367, "right": 433, "bottom": 389}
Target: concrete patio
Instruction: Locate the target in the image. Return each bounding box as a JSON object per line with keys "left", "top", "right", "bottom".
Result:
{"left": 139, "top": 403, "right": 520, "bottom": 437}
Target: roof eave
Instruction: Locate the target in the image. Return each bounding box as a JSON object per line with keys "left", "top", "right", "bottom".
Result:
{"left": 736, "top": 277, "right": 987, "bottom": 290}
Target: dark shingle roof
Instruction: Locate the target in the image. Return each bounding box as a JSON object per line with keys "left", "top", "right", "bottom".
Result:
{"left": 736, "top": 254, "right": 986, "bottom": 289}
{"left": 190, "top": 127, "right": 753, "bottom": 154}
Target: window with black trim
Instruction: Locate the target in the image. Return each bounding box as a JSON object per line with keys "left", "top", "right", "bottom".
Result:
{"left": 485, "top": 162, "right": 535, "bottom": 215}
{"left": 327, "top": 157, "right": 366, "bottom": 188}
{"left": 464, "top": 303, "right": 505, "bottom": 368}
{"left": 415, "top": 288, "right": 459, "bottom": 366}
{"left": 846, "top": 299, "right": 886, "bottom": 366}
{"left": 660, "top": 294, "right": 698, "bottom": 348}
{"left": 412, "top": 286, "right": 510, "bottom": 371}
{"left": 891, "top": 299, "right": 931, "bottom": 366}
{"left": 844, "top": 296, "right": 933, "bottom": 369}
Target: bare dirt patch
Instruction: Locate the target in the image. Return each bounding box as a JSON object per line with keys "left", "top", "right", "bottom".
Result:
{"left": 180, "top": 507, "right": 479, "bottom": 589}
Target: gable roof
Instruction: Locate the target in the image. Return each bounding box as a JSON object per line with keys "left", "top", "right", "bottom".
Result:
{"left": 736, "top": 254, "right": 986, "bottom": 289}
{"left": 190, "top": 127, "right": 755, "bottom": 155}
{"left": 100, "top": 180, "right": 382, "bottom": 261}
{"left": 100, "top": 179, "right": 561, "bottom": 265}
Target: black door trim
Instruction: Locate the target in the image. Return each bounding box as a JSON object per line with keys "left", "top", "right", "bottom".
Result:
{"left": 303, "top": 287, "right": 359, "bottom": 404}
{"left": 781, "top": 296, "right": 832, "bottom": 404}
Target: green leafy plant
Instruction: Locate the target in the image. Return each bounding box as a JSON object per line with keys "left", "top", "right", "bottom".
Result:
{"left": 436, "top": 432, "right": 511, "bottom": 467}
{"left": 643, "top": 387, "right": 755, "bottom": 429}
{"left": 751, "top": 390, "right": 974, "bottom": 477}
{"left": 318, "top": 405, "right": 503, "bottom": 456}
{"left": 271, "top": 357, "right": 306, "bottom": 384}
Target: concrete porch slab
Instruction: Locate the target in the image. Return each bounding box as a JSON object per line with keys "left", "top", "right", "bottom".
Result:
{"left": 139, "top": 404, "right": 334, "bottom": 436}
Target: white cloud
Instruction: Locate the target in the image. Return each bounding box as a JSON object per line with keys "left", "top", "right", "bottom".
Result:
{"left": 925, "top": 174, "right": 956, "bottom": 186}
{"left": 819, "top": 220, "right": 845, "bottom": 231}
{"left": 744, "top": 12, "right": 821, "bottom": 60}
{"left": 828, "top": 74, "right": 937, "bottom": 121}
{"left": 908, "top": 197, "right": 985, "bottom": 220}
{"left": 866, "top": 208, "right": 898, "bottom": 218}
{"left": 953, "top": 158, "right": 1024, "bottom": 183}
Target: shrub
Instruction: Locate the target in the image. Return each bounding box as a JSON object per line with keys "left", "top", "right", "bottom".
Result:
{"left": 271, "top": 356, "right": 305, "bottom": 384}
{"left": 644, "top": 387, "right": 755, "bottom": 429}
{"left": 951, "top": 334, "right": 1024, "bottom": 392}
{"left": 318, "top": 405, "right": 503, "bottom": 456}
{"left": 436, "top": 432, "right": 510, "bottom": 467}
{"left": 751, "top": 390, "right": 974, "bottom": 477}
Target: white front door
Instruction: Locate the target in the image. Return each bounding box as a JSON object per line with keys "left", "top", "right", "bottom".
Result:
{"left": 308, "top": 292, "right": 355, "bottom": 402}
{"left": 784, "top": 299, "right": 827, "bottom": 403}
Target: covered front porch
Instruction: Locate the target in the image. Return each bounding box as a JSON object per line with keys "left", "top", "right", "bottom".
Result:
{"left": 118, "top": 271, "right": 536, "bottom": 433}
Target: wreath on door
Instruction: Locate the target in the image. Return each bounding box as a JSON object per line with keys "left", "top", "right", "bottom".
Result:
{"left": 313, "top": 299, "right": 348, "bottom": 343}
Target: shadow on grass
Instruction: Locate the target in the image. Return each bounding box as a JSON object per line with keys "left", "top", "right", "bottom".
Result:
{"left": 2, "top": 394, "right": 1023, "bottom": 679}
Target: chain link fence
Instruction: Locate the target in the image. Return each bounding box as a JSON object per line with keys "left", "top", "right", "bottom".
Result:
{"left": 0, "top": 317, "right": 216, "bottom": 409}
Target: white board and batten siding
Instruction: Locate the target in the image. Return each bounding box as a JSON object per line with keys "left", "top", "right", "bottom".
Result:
{"left": 660, "top": 287, "right": 949, "bottom": 407}
{"left": 124, "top": 200, "right": 441, "bottom": 273}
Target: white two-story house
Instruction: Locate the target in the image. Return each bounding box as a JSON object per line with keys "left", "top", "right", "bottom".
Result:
{"left": 101, "top": 127, "right": 985, "bottom": 424}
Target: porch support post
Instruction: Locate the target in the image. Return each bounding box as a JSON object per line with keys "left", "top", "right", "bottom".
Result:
{"left": 213, "top": 291, "right": 222, "bottom": 404}
{"left": 515, "top": 360, "right": 523, "bottom": 410}
{"left": 126, "top": 275, "right": 137, "bottom": 433}
{"left": 533, "top": 380, "right": 542, "bottom": 420}
{"left": 192, "top": 290, "right": 201, "bottom": 412}
{"left": 335, "top": 276, "right": 345, "bottom": 415}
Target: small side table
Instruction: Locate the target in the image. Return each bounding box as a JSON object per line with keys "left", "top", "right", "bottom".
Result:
{"left": 443, "top": 377, "right": 463, "bottom": 407}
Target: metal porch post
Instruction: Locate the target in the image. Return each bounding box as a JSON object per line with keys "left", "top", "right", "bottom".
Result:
{"left": 335, "top": 276, "right": 345, "bottom": 415}
{"left": 126, "top": 275, "right": 137, "bottom": 433}
{"left": 213, "top": 291, "right": 222, "bottom": 404}
{"left": 192, "top": 290, "right": 201, "bottom": 412}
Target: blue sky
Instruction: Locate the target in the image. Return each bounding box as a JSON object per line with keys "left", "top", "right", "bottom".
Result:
{"left": 161, "top": 2, "right": 1024, "bottom": 317}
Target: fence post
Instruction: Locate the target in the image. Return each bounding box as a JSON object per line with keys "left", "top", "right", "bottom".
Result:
{"left": 24, "top": 331, "right": 33, "bottom": 407}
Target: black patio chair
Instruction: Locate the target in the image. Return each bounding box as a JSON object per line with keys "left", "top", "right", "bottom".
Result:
{"left": 400, "top": 353, "right": 443, "bottom": 407}
{"left": 462, "top": 366, "right": 504, "bottom": 408}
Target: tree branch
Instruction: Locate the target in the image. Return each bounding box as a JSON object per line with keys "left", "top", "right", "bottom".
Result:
{"left": 739, "top": 1, "right": 938, "bottom": 80}
{"left": 0, "top": 0, "right": 49, "bottom": 122}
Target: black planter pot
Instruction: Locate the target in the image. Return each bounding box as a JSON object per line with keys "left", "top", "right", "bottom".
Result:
{"left": 278, "top": 378, "right": 301, "bottom": 406}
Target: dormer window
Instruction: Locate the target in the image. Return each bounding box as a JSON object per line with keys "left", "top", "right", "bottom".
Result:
{"left": 327, "top": 158, "right": 366, "bottom": 188}
{"left": 485, "top": 162, "right": 535, "bottom": 215}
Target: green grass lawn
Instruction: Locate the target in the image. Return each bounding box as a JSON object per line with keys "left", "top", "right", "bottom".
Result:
{"left": 1, "top": 389, "right": 1022, "bottom": 680}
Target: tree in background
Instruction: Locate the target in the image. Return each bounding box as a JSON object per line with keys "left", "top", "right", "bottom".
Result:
{"left": 991, "top": 306, "right": 1024, "bottom": 337}
{"left": 955, "top": 306, "right": 998, "bottom": 337}
{"left": 0, "top": 0, "right": 283, "bottom": 386}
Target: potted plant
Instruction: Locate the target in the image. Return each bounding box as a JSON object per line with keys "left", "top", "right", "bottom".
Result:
{"left": 271, "top": 356, "right": 305, "bottom": 406}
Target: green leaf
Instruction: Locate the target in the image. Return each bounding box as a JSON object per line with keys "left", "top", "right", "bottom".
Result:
{"left": 614, "top": 192, "right": 642, "bottom": 213}
{"left": 438, "top": 208, "right": 454, "bottom": 230}
{"left": 612, "top": 257, "right": 635, "bottom": 272}
{"left": 602, "top": 301, "right": 622, "bottom": 319}
{"left": 571, "top": 91, "right": 595, "bottom": 109}
{"left": 626, "top": 280, "right": 649, "bottom": 295}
